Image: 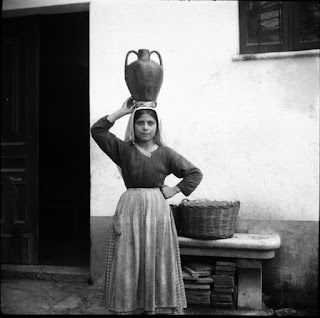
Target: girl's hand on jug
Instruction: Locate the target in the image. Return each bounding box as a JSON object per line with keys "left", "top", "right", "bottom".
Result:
{"left": 121, "top": 97, "right": 135, "bottom": 115}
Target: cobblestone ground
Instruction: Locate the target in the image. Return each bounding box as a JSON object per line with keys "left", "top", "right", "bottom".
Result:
{"left": 1, "top": 278, "right": 316, "bottom": 316}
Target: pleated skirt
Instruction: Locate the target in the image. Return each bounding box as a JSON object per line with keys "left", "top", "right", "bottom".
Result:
{"left": 100, "top": 188, "right": 187, "bottom": 315}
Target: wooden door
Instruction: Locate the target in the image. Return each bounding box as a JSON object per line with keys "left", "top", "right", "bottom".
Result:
{"left": 1, "top": 16, "right": 39, "bottom": 264}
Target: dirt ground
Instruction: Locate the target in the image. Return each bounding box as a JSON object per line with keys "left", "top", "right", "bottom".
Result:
{"left": 1, "top": 278, "right": 316, "bottom": 316}
{"left": 1, "top": 278, "right": 107, "bottom": 315}
{"left": 0, "top": 277, "right": 271, "bottom": 316}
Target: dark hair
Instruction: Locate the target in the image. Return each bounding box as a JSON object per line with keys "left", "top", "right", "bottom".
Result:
{"left": 134, "top": 108, "right": 158, "bottom": 126}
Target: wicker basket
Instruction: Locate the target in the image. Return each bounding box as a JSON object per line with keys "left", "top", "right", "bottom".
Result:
{"left": 179, "top": 199, "right": 240, "bottom": 240}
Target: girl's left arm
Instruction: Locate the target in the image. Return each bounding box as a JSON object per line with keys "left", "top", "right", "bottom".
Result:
{"left": 166, "top": 147, "right": 203, "bottom": 197}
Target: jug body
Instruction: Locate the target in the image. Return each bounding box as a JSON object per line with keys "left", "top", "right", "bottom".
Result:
{"left": 125, "top": 49, "right": 163, "bottom": 102}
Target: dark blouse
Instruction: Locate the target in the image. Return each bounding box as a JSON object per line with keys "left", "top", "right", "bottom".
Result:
{"left": 91, "top": 115, "right": 203, "bottom": 196}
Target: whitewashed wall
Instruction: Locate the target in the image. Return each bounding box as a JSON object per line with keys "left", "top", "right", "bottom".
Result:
{"left": 4, "top": 0, "right": 318, "bottom": 222}
{"left": 90, "top": 0, "right": 319, "bottom": 221}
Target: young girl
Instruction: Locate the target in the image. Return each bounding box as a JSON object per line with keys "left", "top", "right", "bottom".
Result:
{"left": 91, "top": 97, "right": 203, "bottom": 315}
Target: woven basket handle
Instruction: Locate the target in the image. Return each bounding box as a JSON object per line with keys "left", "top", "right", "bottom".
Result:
{"left": 180, "top": 198, "right": 190, "bottom": 205}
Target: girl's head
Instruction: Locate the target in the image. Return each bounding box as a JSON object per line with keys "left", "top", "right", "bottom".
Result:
{"left": 133, "top": 109, "right": 159, "bottom": 145}
{"left": 124, "top": 106, "right": 165, "bottom": 146}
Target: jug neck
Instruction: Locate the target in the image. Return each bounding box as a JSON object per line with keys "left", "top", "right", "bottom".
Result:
{"left": 138, "top": 49, "right": 150, "bottom": 60}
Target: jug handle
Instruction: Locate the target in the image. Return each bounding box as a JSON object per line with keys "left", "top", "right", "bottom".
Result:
{"left": 150, "top": 51, "right": 163, "bottom": 66}
{"left": 125, "top": 50, "right": 138, "bottom": 67}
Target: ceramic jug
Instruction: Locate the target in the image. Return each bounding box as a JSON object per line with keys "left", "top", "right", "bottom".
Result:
{"left": 125, "top": 49, "right": 163, "bottom": 102}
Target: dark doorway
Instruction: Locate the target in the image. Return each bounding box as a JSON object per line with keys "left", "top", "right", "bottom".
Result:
{"left": 38, "top": 12, "right": 90, "bottom": 267}
{"left": 1, "top": 16, "right": 39, "bottom": 265}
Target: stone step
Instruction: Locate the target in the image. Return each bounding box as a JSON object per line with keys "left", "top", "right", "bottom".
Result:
{"left": 1, "top": 264, "right": 91, "bottom": 283}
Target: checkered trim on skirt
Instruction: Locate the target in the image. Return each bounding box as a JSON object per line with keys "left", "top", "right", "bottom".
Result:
{"left": 99, "top": 189, "right": 187, "bottom": 315}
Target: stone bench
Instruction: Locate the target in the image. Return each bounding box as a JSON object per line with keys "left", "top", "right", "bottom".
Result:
{"left": 178, "top": 233, "right": 281, "bottom": 310}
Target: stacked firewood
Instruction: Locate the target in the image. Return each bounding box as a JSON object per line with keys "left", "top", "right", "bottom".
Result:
{"left": 182, "top": 260, "right": 237, "bottom": 308}
{"left": 211, "top": 260, "right": 237, "bottom": 308}
{"left": 182, "top": 262, "right": 214, "bottom": 306}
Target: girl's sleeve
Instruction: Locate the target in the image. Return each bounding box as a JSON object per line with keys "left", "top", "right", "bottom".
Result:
{"left": 90, "top": 115, "right": 126, "bottom": 166}
{"left": 166, "top": 147, "right": 203, "bottom": 196}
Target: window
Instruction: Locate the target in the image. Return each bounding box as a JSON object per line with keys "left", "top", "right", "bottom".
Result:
{"left": 239, "top": 1, "right": 320, "bottom": 54}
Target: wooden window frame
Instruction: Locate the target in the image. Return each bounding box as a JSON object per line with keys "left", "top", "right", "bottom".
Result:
{"left": 239, "top": 1, "right": 320, "bottom": 54}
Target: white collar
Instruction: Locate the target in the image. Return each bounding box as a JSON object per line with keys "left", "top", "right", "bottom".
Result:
{"left": 134, "top": 144, "right": 159, "bottom": 158}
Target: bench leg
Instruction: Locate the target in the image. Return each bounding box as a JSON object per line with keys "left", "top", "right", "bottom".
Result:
{"left": 236, "top": 259, "right": 262, "bottom": 310}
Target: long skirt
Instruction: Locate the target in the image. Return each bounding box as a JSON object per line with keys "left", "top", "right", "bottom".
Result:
{"left": 100, "top": 188, "right": 187, "bottom": 315}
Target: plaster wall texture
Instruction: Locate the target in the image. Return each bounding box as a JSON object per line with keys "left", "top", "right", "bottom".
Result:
{"left": 90, "top": 0, "right": 319, "bottom": 221}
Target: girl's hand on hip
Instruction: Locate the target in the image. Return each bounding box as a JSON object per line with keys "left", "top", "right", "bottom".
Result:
{"left": 161, "top": 185, "right": 180, "bottom": 199}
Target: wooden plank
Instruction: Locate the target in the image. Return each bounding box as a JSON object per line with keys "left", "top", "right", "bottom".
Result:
{"left": 183, "top": 265, "right": 211, "bottom": 277}
{"left": 186, "top": 262, "right": 215, "bottom": 272}
{"left": 216, "top": 261, "right": 236, "bottom": 267}
{"left": 183, "top": 271, "right": 214, "bottom": 283}
{"left": 215, "top": 270, "right": 236, "bottom": 276}
{"left": 215, "top": 265, "right": 236, "bottom": 272}
{"left": 212, "top": 276, "right": 235, "bottom": 288}
{"left": 184, "top": 283, "right": 211, "bottom": 290}
{"left": 186, "top": 289, "right": 211, "bottom": 295}
{"left": 212, "top": 288, "right": 234, "bottom": 294}
{"left": 211, "top": 301, "right": 233, "bottom": 308}
{"left": 186, "top": 294, "right": 211, "bottom": 304}
{"left": 211, "top": 294, "right": 233, "bottom": 302}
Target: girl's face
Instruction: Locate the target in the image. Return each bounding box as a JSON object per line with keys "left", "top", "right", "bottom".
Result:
{"left": 134, "top": 113, "right": 157, "bottom": 144}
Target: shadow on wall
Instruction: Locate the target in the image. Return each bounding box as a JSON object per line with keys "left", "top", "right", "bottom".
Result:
{"left": 238, "top": 218, "right": 319, "bottom": 310}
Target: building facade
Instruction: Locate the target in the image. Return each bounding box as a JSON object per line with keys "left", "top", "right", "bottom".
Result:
{"left": 2, "top": 0, "right": 319, "bottom": 309}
